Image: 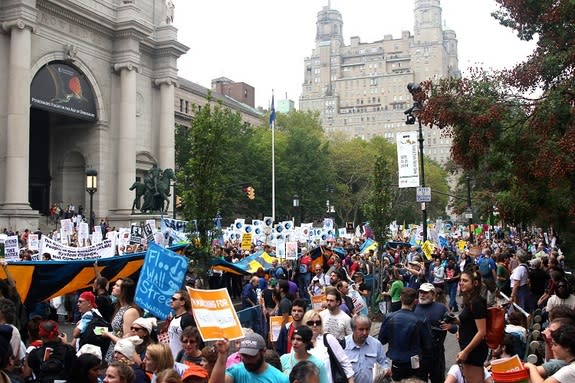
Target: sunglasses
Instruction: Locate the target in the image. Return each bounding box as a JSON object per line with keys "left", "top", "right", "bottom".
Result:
{"left": 130, "top": 327, "right": 144, "bottom": 331}
{"left": 306, "top": 320, "right": 322, "bottom": 326}
{"left": 182, "top": 339, "right": 197, "bottom": 344}
{"left": 171, "top": 296, "right": 184, "bottom": 301}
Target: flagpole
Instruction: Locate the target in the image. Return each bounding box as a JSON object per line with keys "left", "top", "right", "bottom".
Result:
{"left": 270, "top": 92, "right": 276, "bottom": 222}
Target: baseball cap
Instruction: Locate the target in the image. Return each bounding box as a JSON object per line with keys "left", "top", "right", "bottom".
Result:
{"left": 79, "top": 291, "right": 97, "bottom": 308}
{"left": 238, "top": 333, "right": 266, "bottom": 356}
{"left": 419, "top": 283, "right": 436, "bottom": 292}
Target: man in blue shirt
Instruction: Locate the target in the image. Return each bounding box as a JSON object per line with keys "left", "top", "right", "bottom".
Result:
{"left": 210, "top": 333, "right": 288, "bottom": 383}
{"left": 344, "top": 315, "right": 389, "bottom": 383}
{"left": 241, "top": 276, "right": 259, "bottom": 309}
{"left": 378, "top": 287, "right": 432, "bottom": 382}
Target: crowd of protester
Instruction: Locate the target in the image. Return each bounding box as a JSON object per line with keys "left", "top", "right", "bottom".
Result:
{"left": 0, "top": 225, "right": 574, "bottom": 383}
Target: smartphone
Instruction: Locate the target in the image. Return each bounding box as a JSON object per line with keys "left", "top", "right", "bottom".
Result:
{"left": 410, "top": 355, "right": 420, "bottom": 369}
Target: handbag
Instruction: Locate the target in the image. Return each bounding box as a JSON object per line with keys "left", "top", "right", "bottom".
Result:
{"left": 157, "top": 316, "right": 172, "bottom": 344}
{"left": 323, "top": 334, "right": 348, "bottom": 383}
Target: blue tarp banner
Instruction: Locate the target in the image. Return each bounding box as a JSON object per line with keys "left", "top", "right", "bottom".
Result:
{"left": 135, "top": 243, "right": 188, "bottom": 319}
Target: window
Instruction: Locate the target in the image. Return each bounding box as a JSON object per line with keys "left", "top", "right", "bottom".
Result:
{"left": 185, "top": 101, "right": 189, "bottom": 114}
{"left": 179, "top": 99, "right": 183, "bottom": 112}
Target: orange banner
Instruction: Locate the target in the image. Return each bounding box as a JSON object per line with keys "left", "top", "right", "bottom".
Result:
{"left": 186, "top": 287, "right": 243, "bottom": 341}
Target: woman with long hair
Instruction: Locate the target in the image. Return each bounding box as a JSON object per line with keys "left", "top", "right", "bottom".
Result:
{"left": 381, "top": 267, "right": 404, "bottom": 312}
{"left": 103, "top": 278, "right": 141, "bottom": 362}
{"left": 455, "top": 269, "right": 488, "bottom": 383}
{"left": 301, "top": 310, "right": 355, "bottom": 383}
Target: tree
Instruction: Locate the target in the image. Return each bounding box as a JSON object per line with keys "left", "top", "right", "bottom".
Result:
{"left": 176, "top": 95, "right": 249, "bottom": 273}
{"left": 419, "top": 0, "right": 575, "bottom": 253}
{"left": 364, "top": 154, "right": 394, "bottom": 244}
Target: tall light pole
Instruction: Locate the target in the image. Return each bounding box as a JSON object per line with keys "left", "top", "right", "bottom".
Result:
{"left": 171, "top": 181, "right": 176, "bottom": 219}
{"left": 86, "top": 169, "right": 97, "bottom": 234}
{"left": 407, "top": 82, "right": 427, "bottom": 243}
{"left": 466, "top": 176, "right": 473, "bottom": 244}
{"left": 292, "top": 194, "right": 300, "bottom": 226}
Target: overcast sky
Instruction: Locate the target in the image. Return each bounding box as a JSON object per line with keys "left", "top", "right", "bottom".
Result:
{"left": 173, "top": 0, "right": 536, "bottom": 109}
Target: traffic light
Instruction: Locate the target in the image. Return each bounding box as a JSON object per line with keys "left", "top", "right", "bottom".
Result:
{"left": 245, "top": 186, "right": 255, "bottom": 200}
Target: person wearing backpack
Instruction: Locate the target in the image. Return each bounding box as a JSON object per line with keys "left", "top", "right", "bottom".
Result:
{"left": 71, "top": 291, "right": 113, "bottom": 359}
{"left": 28, "top": 320, "right": 76, "bottom": 383}
{"left": 475, "top": 249, "right": 497, "bottom": 306}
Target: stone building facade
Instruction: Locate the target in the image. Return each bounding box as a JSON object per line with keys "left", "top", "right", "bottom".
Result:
{"left": 300, "top": 0, "right": 460, "bottom": 164}
{"left": 0, "top": 0, "right": 188, "bottom": 230}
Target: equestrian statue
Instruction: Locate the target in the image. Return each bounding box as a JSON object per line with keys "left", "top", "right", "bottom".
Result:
{"left": 130, "top": 165, "right": 175, "bottom": 214}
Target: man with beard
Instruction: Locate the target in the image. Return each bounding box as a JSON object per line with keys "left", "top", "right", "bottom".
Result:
{"left": 210, "top": 333, "right": 288, "bottom": 383}
{"left": 276, "top": 299, "right": 307, "bottom": 355}
{"left": 320, "top": 287, "right": 352, "bottom": 341}
{"left": 414, "top": 283, "right": 458, "bottom": 383}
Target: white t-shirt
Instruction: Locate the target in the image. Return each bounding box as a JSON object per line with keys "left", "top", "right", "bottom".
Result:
{"left": 546, "top": 295, "right": 575, "bottom": 312}
{"left": 319, "top": 309, "right": 352, "bottom": 340}
{"left": 510, "top": 264, "right": 529, "bottom": 288}
{"left": 552, "top": 363, "right": 575, "bottom": 382}
{"left": 447, "top": 364, "right": 491, "bottom": 383}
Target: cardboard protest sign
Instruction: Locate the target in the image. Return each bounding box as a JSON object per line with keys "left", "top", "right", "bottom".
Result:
{"left": 285, "top": 242, "right": 298, "bottom": 260}
{"left": 3, "top": 236, "right": 19, "bottom": 260}
{"left": 269, "top": 315, "right": 293, "bottom": 342}
{"left": 311, "top": 294, "right": 326, "bottom": 310}
{"left": 130, "top": 225, "right": 143, "bottom": 245}
{"left": 28, "top": 234, "right": 39, "bottom": 251}
{"left": 241, "top": 234, "right": 252, "bottom": 251}
{"left": 40, "top": 236, "right": 115, "bottom": 260}
{"left": 135, "top": 243, "right": 187, "bottom": 319}
{"left": 187, "top": 287, "right": 243, "bottom": 341}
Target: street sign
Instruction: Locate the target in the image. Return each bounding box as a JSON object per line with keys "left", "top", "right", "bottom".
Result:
{"left": 416, "top": 187, "right": 431, "bottom": 202}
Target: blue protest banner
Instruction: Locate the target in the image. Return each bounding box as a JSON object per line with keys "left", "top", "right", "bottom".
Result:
{"left": 135, "top": 242, "right": 188, "bottom": 319}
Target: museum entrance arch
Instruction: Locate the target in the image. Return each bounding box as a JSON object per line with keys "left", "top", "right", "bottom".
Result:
{"left": 29, "top": 61, "right": 98, "bottom": 215}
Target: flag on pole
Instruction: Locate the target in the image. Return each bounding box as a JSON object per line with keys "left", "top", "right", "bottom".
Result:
{"left": 269, "top": 95, "right": 276, "bottom": 125}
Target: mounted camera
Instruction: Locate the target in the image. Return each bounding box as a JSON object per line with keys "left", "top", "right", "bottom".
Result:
{"left": 441, "top": 312, "right": 457, "bottom": 324}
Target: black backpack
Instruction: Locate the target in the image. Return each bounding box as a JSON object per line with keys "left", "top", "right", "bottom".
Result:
{"left": 78, "top": 310, "right": 113, "bottom": 354}
{"left": 37, "top": 343, "right": 70, "bottom": 383}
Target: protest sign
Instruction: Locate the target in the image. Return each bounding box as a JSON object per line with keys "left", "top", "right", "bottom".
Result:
{"left": 135, "top": 243, "right": 188, "bottom": 319}
{"left": 78, "top": 222, "right": 89, "bottom": 245}
{"left": 311, "top": 294, "right": 326, "bottom": 310}
{"left": 285, "top": 242, "right": 298, "bottom": 260}
{"left": 143, "top": 222, "right": 155, "bottom": 242}
{"left": 130, "top": 225, "right": 143, "bottom": 245}
{"left": 4, "top": 236, "right": 19, "bottom": 260}
{"left": 28, "top": 234, "right": 39, "bottom": 251}
{"left": 269, "top": 316, "right": 293, "bottom": 342}
{"left": 187, "top": 287, "right": 243, "bottom": 341}
{"left": 40, "top": 236, "right": 115, "bottom": 260}
{"left": 241, "top": 234, "right": 252, "bottom": 251}
{"left": 161, "top": 217, "right": 188, "bottom": 233}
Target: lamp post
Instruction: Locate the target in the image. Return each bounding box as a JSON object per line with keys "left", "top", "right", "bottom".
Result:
{"left": 171, "top": 182, "right": 176, "bottom": 219}
{"left": 292, "top": 194, "right": 300, "bottom": 226}
{"left": 466, "top": 176, "right": 473, "bottom": 243}
{"left": 407, "top": 82, "right": 427, "bottom": 242}
{"left": 86, "top": 169, "right": 97, "bottom": 234}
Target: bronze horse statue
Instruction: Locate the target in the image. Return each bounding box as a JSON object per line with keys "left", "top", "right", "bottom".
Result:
{"left": 131, "top": 167, "right": 176, "bottom": 214}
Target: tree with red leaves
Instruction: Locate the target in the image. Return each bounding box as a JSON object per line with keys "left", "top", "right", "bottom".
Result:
{"left": 419, "top": 0, "right": 575, "bottom": 252}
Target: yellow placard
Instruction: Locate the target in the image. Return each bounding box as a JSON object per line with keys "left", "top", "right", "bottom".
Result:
{"left": 311, "top": 294, "right": 326, "bottom": 310}
{"left": 241, "top": 234, "right": 252, "bottom": 250}
{"left": 421, "top": 240, "right": 434, "bottom": 260}
{"left": 269, "top": 315, "right": 293, "bottom": 342}
{"left": 187, "top": 287, "right": 244, "bottom": 341}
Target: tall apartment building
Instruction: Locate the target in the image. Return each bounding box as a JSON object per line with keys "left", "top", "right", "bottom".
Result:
{"left": 300, "top": 0, "right": 460, "bottom": 164}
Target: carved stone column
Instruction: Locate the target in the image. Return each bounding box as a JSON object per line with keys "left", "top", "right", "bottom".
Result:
{"left": 155, "top": 78, "right": 176, "bottom": 171}
{"left": 1, "top": 20, "right": 34, "bottom": 211}
{"left": 113, "top": 63, "right": 138, "bottom": 214}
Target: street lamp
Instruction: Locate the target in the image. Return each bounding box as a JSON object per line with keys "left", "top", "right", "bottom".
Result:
{"left": 292, "top": 194, "right": 300, "bottom": 226}
{"left": 466, "top": 176, "right": 473, "bottom": 243}
{"left": 86, "top": 169, "right": 97, "bottom": 233}
{"left": 407, "top": 82, "right": 427, "bottom": 242}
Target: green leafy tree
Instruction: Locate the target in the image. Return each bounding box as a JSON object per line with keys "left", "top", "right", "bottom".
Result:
{"left": 419, "top": 0, "right": 575, "bottom": 254}
{"left": 364, "top": 154, "right": 394, "bottom": 244}
{"left": 176, "top": 96, "right": 249, "bottom": 273}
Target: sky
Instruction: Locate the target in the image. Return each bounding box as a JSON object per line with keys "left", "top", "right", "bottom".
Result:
{"left": 173, "top": 0, "right": 536, "bottom": 110}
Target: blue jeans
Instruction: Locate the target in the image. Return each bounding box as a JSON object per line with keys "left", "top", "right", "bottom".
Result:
{"left": 447, "top": 281, "right": 458, "bottom": 310}
{"left": 297, "top": 272, "right": 311, "bottom": 304}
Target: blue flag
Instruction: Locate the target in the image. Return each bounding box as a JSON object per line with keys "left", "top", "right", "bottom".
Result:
{"left": 269, "top": 95, "right": 276, "bottom": 125}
